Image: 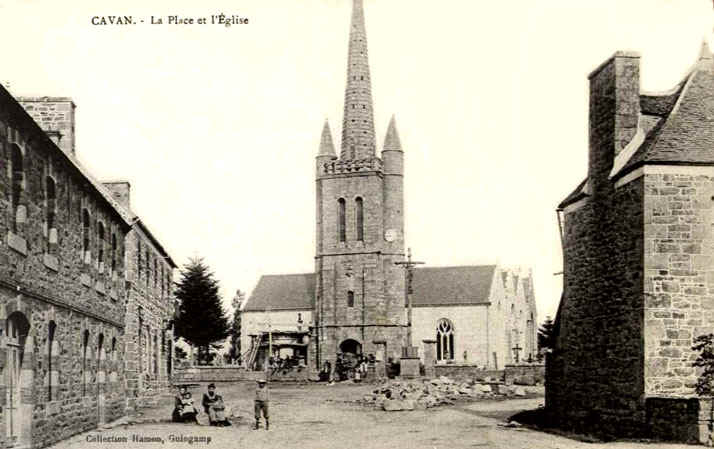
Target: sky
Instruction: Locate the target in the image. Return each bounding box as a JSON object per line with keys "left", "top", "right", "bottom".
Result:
{"left": 0, "top": 0, "right": 712, "bottom": 322}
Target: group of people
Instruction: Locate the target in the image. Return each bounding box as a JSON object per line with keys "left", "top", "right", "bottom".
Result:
{"left": 172, "top": 383, "right": 230, "bottom": 426}
{"left": 319, "top": 352, "right": 375, "bottom": 382}
{"left": 172, "top": 379, "right": 270, "bottom": 430}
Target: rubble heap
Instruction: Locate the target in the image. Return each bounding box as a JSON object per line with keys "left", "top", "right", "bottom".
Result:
{"left": 358, "top": 376, "right": 535, "bottom": 411}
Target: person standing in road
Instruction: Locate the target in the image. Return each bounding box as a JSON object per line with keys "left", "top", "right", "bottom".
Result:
{"left": 254, "top": 377, "right": 270, "bottom": 430}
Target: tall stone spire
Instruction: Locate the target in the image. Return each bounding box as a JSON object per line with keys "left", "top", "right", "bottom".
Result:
{"left": 318, "top": 119, "right": 336, "bottom": 157}
{"left": 341, "top": 0, "right": 376, "bottom": 160}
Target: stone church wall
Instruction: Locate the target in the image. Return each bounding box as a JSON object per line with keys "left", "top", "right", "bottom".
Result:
{"left": 411, "top": 306, "right": 489, "bottom": 366}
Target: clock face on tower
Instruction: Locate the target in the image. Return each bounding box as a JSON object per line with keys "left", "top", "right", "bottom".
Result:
{"left": 384, "top": 229, "right": 397, "bottom": 242}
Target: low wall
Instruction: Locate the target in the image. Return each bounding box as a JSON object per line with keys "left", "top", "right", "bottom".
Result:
{"left": 504, "top": 364, "right": 545, "bottom": 385}
{"left": 172, "top": 366, "right": 309, "bottom": 383}
{"left": 433, "top": 363, "right": 503, "bottom": 381}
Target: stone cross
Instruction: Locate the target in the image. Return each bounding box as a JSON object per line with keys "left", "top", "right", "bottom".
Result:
{"left": 512, "top": 343, "right": 522, "bottom": 364}
{"left": 395, "top": 248, "right": 424, "bottom": 348}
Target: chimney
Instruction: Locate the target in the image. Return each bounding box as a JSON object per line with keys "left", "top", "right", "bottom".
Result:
{"left": 102, "top": 181, "right": 132, "bottom": 212}
{"left": 17, "top": 97, "right": 76, "bottom": 155}
{"left": 587, "top": 52, "right": 640, "bottom": 197}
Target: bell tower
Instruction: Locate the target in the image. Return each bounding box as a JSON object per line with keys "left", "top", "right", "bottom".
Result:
{"left": 313, "top": 0, "right": 406, "bottom": 371}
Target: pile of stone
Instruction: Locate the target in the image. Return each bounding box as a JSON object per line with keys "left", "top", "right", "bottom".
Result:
{"left": 358, "top": 376, "right": 531, "bottom": 411}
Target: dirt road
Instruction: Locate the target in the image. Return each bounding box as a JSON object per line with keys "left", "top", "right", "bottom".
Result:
{"left": 50, "top": 382, "right": 692, "bottom": 449}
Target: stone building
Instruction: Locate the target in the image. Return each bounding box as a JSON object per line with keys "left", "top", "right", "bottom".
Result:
{"left": 0, "top": 93, "right": 131, "bottom": 448}
{"left": 549, "top": 44, "right": 714, "bottom": 443}
{"left": 103, "top": 182, "right": 176, "bottom": 409}
{"left": 241, "top": 0, "right": 537, "bottom": 375}
{"left": 242, "top": 266, "right": 538, "bottom": 370}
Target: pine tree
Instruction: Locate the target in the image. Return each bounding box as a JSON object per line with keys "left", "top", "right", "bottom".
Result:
{"left": 173, "top": 257, "right": 230, "bottom": 365}
{"left": 537, "top": 316, "right": 556, "bottom": 354}
{"left": 229, "top": 289, "right": 245, "bottom": 364}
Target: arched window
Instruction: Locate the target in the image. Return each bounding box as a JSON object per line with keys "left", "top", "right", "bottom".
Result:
{"left": 48, "top": 321, "right": 56, "bottom": 400}
{"left": 111, "top": 233, "right": 117, "bottom": 274}
{"left": 82, "top": 209, "right": 90, "bottom": 262}
{"left": 97, "top": 222, "right": 105, "bottom": 271}
{"left": 10, "top": 145, "right": 24, "bottom": 230}
{"left": 45, "top": 176, "right": 56, "bottom": 232}
{"left": 111, "top": 337, "right": 117, "bottom": 362}
{"left": 355, "top": 197, "right": 364, "bottom": 241}
{"left": 82, "top": 330, "right": 89, "bottom": 396}
{"left": 436, "top": 318, "right": 455, "bottom": 361}
{"left": 338, "top": 198, "right": 346, "bottom": 242}
{"left": 347, "top": 291, "right": 354, "bottom": 308}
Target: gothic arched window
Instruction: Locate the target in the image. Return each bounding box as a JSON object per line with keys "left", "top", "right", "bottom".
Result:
{"left": 355, "top": 197, "right": 364, "bottom": 242}
{"left": 436, "top": 318, "right": 455, "bottom": 361}
{"left": 338, "top": 198, "right": 346, "bottom": 242}
{"left": 347, "top": 291, "right": 354, "bottom": 308}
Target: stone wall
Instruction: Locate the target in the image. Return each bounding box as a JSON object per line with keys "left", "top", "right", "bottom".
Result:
{"left": 547, "top": 52, "right": 646, "bottom": 438}
{"left": 0, "top": 87, "right": 129, "bottom": 447}
{"left": 121, "top": 220, "right": 175, "bottom": 409}
{"left": 643, "top": 170, "right": 714, "bottom": 397}
{"left": 172, "top": 366, "right": 308, "bottom": 383}
{"left": 504, "top": 364, "right": 545, "bottom": 385}
{"left": 432, "top": 364, "right": 503, "bottom": 381}
{"left": 411, "top": 306, "right": 489, "bottom": 366}
{"left": 17, "top": 97, "right": 75, "bottom": 156}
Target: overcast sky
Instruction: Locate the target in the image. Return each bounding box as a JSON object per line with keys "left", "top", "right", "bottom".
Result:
{"left": 1, "top": 0, "right": 712, "bottom": 322}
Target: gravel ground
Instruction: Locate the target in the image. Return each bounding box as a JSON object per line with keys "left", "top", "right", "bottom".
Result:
{"left": 49, "top": 382, "right": 694, "bottom": 449}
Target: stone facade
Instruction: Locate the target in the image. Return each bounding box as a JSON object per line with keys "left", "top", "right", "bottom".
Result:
{"left": 103, "top": 182, "right": 176, "bottom": 409}
{"left": 549, "top": 47, "right": 714, "bottom": 443}
{"left": 0, "top": 87, "right": 131, "bottom": 448}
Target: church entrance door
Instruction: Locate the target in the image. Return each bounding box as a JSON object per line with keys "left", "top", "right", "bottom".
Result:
{"left": 339, "top": 339, "right": 362, "bottom": 370}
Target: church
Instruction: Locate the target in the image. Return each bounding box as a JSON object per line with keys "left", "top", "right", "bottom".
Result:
{"left": 241, "top": 0, "right": 537, "bottom": 374}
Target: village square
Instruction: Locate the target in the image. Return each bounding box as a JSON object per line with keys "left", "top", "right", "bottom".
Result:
{"left": 0, "top": 0, "right": 713, "bottom": 448}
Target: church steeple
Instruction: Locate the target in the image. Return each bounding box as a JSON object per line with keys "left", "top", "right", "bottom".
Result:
{"left": 341, "top": 0, "right": 376, "bottom": 161}
{"left": 383, "top": 115, "right": 402, "bottom": 152}
{"left": 318, "top": 119, "right": 336, "bottom": 157}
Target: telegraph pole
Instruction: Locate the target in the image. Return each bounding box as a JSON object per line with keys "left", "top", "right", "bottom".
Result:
{"left": 395, "top": 248, "right": 424, "bottom": 348}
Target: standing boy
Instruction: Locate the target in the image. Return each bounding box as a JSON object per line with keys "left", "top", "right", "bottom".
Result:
{"left": 254, "top": 378, "right": 269, "bottom": 430}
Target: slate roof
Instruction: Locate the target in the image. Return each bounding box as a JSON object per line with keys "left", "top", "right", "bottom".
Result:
{"left": 243, "top": 273, "right": 316, "bottom": 312}
{"left": 410, "top": 265, "right": 497, "bottom": 306}
{"left": 243, "top": 265, "right": 498, "bottom": 312}
{"left": 559, "top": 46, "right": 714, "bottom": 209}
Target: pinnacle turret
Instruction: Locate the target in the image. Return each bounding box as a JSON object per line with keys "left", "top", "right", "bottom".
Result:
{"left": 383, "top": 115, "right": 402, "bottom": 152}
{"left": 318, "top": 119, "right": 336, "bottom": 157}
{"left": 341, "top": 0, "right": 376, "bottom": 160}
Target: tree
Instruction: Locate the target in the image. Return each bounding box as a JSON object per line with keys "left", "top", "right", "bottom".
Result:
{"left": 537, "top": 316, "right": 556, "bottom": 354}
{"left": 693, "top": 334, "right": 714, "bottom": 441}
{"left": 229, "top": 289, "right": 246, "bottom": 365}
{"left": 173, "top": 257, "right": 230, "bottom": 365}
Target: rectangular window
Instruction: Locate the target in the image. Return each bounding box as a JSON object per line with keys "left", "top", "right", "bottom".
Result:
{"left": 347, "top": 291, "right": 354, "bottom": 308}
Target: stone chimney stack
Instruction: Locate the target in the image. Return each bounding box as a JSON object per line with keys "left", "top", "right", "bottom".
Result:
{"left": 18, "top": 97, "right": 76, "bottom": 155}
{"left": 102, "top": 181, "right": 132, "bottom": 212}
{"left": 587, "top": 52, "right": 640, "bottom": 197}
